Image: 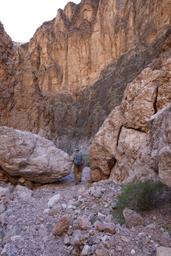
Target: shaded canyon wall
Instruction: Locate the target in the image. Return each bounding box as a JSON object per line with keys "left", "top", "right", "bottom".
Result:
{"left": 0, "top": 0, "right": 171, "bottom": 152}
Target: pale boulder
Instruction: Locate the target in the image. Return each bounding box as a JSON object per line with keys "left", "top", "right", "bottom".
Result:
{"left": 90, "top": 55, "right": 171, "bottom": 184}
{"left": 0, "top": 126, "right": 72, "bottom": 183}
{"left": 48, "top": 194, "right": 61, "bottom": 208}
{"left": 121, "top": 68, "right": 161, "bottom": 132}
{"left": 89, "top": 107, "right": 123, "bottom": 181}
{"left": 110, "top": 127, "right": 146, "bottom": 183}
{"left": 158, "top": 147, "right": 171, "bottom": 187}
{"left": 156, "top": 246, "right": 171, "bottom": 256}
{"left": 149, "top": 105, "right": 171, "bottom": 187}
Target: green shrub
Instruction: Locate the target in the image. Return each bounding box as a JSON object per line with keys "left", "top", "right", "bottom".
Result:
{"left": 113, "top": 180, "right": 166, "bottom": 224}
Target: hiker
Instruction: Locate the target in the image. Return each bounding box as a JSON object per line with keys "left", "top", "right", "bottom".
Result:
{"left": 72, "top": 148, "right": 84, "bottom": 185}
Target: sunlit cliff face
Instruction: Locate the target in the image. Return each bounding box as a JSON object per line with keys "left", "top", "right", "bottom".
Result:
{"left": 0, "top": 0, "right": 171, "bottom": 152}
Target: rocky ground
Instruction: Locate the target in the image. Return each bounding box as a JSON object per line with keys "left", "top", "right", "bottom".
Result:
{"left": 0, "top": 168, "right": 171, "bottom": 256}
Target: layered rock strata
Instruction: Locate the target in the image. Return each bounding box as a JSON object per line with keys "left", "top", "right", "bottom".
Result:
{"left": 0, "top": 0, "right": 171, "bottom": 152}
{"left": 90, "top": 51, "right": 171, "bottom": 184}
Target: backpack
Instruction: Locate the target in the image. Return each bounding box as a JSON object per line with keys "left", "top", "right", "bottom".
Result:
{"left": 73, "top": 153, "right": 83, "bottom": 166}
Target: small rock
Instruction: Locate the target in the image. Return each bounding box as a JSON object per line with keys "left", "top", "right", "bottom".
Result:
{"left": 68, "top": 204, "right": 76, "bottom": 210}
{"left": 95, "top": 221, "right": 116, "bottom": 234}
{"left": 116, "top": 245, "right": 122, "bottom": 251}
{"left": 24, "top": 180, "right": 34, "bottom": 189}
{"left": 68, "top": 227, "right": 73, "bottom": 236}
{"left": 121, "top": 236, "right": 129, "bottom": 243}
{"left": 104, "top": 203, "right": 109, "bottom": 208}
{"left": 52, "top": 215, "right": 70, "bottom": 236}
{"left": 146, "top": 223, "right": 156, "bottom": 229}
{"left": 123, "top": 208, "right": 144, "bottom": 228}
{"left": 95, "top": 248, "right": 109, "bottom": 256}
{"left": 61, "top": 203, "right": 67, "bottom": 209}
{"left": 64, "top": 234, "right": 70, "bottom": 245}
{"left": 100, "top": 235, "right": 110, "bottom": 243}
{"left": 0, "top": 203, "right": 6, "bottom": 214}
{"left": 81, "top": 245, "right": 91, "bottom": 255}
{"left": 43, "top": 208, "right": 50, "bottom": 214}
{"left": 97, "top": 212, "right": 106, "bottom": 221}
{"left": 89, "top": 187, "right": 103, "bottom": 198}
{"left": 104, "top": 214, "right": 113, "bottom": 223}
{"left": 131, "top": 249, "right": 136, "bottom": 254}
{"left": 18, "top": 177, "right": 25, "bottom": 184}
{"left": 72, "top": 230, "right": 88, "bottom": 246}
{"left": 11, "top": 235, "right": 22, "bottom": 242}
{"left": 77, "top": 216, "right": 91, "bottom": 230}
{"left": 48, "top": 194, "right": 61, "bottom": 208}
{"left": 16, "top": 185, "right": 32, "bottom": 201}
{"left": 156, "top": 246, "right": 171, "bottom": 256}
{"left": 0, "top": 186, "right": 10, "bottom": 198}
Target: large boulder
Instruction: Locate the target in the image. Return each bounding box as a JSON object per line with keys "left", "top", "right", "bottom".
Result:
{"left": 149, "top": 105, "right": 171, "bottom": 187}
{"left": 0, "top": 126, "right": 72, "bottom": 183}
{"left": 90, "top": 54, "right": 171, "bottom": 183}
{"left": 157, "top": 247, "right": 171, "bottom": 256}
{"left": 89, "top": 107, "right": 123, "bottom": 182}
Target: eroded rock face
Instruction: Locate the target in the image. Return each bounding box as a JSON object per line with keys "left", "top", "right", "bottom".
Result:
{"left": 90, "top": 52, "right": 171, "bottom": 183}
{"left": 0, "top": 1, "right": 171, "bottom": 152}
{"left": 89, "top": 107, "right": 123, "bottom": 181}
{"left": 23, "top": 0, "right": 171, "bottom": 93}
{"left": 150, "top": 105, "right": 171, "bottom": 187}
{"left": 0, "top": 126, "right": 72, "bottom": 183}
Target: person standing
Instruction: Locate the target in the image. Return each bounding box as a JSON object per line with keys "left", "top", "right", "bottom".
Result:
{"left": 73, "top": 148, "right": 84, "bottom": 185}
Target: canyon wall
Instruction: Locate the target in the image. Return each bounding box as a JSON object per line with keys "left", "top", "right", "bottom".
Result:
{"left": 90, "top": 45, "right": 171, "bottom": 184}
{"left": 0, "top": 0, "right": 171, "bottom": 152}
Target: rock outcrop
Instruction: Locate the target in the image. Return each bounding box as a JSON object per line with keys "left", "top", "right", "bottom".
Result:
{"left": 150, "top": 105, "right": 171, "bottom": 187}
{"left": 90, "top": 51, "right": 171, "bottom": 184}
{"left": 0, "top": 1, "right": 171, "bottom": 152}
{"left": 21, "top": 0, "right": 171, "bottom": 92}
{"left": 0, "top": 126, "right": 72, "bottom": 183}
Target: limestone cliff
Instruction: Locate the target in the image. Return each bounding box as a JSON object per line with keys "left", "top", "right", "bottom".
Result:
{"left": 0, "top": 0, "right": 171, "bottom": 152}
{"left": 90, "top": 47, "right": 171, "bottom": 184}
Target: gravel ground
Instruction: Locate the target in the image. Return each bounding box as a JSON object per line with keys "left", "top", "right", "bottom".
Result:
{"left": 0, "top": 168, "right": 171, "bottom": 256}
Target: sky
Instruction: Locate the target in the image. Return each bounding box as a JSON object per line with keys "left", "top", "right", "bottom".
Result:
{"left": 0, "top": 0, "right": 80, "bottom": 43}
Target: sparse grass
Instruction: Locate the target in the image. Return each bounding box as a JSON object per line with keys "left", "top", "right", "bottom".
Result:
{"left": 113, "top": 180, "right": 167, "bottom": 224}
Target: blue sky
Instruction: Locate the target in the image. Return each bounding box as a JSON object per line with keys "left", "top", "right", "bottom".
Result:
{"left": 0, "top": 0, "right": 80, "bottom": 42}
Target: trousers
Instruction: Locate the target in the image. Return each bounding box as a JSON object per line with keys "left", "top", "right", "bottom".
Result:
{"left": 73, "top": 164, "right": 83, "bottom": 184}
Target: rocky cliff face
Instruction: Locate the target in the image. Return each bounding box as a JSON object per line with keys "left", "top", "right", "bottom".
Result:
{"left": 0, "top": 0, "right": 171, "bottom": 152}
{"left": 90, "top": 47, "right": 171, "bottom": 184}
{"left": 150, "top": 105, "right": 171, "bottom": 187}
{"left": 23, "top": 0, "right": 171, "bottom": 93}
